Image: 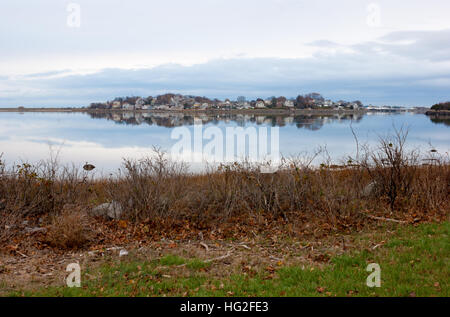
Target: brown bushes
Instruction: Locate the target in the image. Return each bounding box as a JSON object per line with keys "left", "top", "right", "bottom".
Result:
{"left": 0, "top": 156, "right": 97, "bottom": 217}
{"left": 45, "top": 206, "right": 94, "bottom": 249}
{"left": 0, "top": 131, "right": 449, "bottom": 241}
{"left": 357, "top": 128, "right": 449, "bottom": 212}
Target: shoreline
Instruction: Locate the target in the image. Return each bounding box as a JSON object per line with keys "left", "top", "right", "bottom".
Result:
{"left": 0, "top": 107, "right": 426, "bottom": 115}
{"left": 425, "top": 110, "right": 450, "bottom": 116}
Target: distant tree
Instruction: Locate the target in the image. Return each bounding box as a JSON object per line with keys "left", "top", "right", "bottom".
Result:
{"left": 123, "top": 96, "right": 139, "bottom": 105}
{"left": 431, "top": 102, "right": 450, "bottom": 111}
{"left": 275, "top": 96, "right": 287, "bottom": 108}
{"left": 194, "top": 96, "right": 212, "bottom": 104}
{"left": 89, "top": 102, "right": 109, "bottom": 109}
{"left": 237, "top": 96, "right": 246, "bottom": 103}
{"left": 305, "top": 93, "right": 324, "bottom": 102}
{"left": 295, "top": 95, "right": 307, "bottom": 109}
{"left": 156, "top": 94, "right": 176, "bottom": 105}
{"left": 268, "top": 97, "right": 277, "bottom": 109}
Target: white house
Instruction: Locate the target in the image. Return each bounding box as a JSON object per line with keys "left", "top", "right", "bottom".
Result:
{"left": 122, "top": 103, "right": 134, "bottom": 110}
{"left": 135, "top": 98, "right": 145, "bottom": 109}
{"left": 256, "top": 101, "right": 266, "bottom": 108}
{"left": 284, "top": 100, "right": 295, "bottom": 108}
{"left": 112, "top": 101, "right": 122, "bottom": 109}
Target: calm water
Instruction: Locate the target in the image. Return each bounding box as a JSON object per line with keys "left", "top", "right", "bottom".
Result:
{"left": 0, "top": 111, "right": 449, "bottom": 174}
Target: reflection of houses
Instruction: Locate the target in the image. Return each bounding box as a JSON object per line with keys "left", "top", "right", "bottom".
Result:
{"left": 255, "top": 116, "right": 266, "bottom": 124}
{"left": 284, "top": 116, "right": 294, "bottom": 124}
{"left": 135, "top": 114, "right": 145, "bottom": 124}
{"left": 122, "top": 112, "right": 134, "bottom": 120}
{"left": 87, "top": 112, "right": 364, "bottom": 131}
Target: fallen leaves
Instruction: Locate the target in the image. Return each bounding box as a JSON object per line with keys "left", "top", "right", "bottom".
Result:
{"left": 316, "top": 286, "right": 325, "bottom": 293}
{"left": 118, "top": 220, "right": 128, "bottom": 229}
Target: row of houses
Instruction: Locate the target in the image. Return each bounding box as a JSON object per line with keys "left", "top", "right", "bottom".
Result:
{"left": 90, "top": 94, "right": 365, "bottom": 111}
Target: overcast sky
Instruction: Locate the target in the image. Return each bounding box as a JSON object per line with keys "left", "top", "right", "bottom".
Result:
{"left": 1, "top": 0, "right": 450, "bottom": 107}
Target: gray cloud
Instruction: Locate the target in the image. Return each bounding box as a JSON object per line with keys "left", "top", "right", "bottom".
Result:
{"left": 359, "top": 29, "right": 450, "bottom": 62}
{"left": 1, "top": 27, "right": 450, "bottom": 107}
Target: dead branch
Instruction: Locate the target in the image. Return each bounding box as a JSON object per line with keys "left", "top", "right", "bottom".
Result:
{"left": 361, "top": 212, "right": 408, "bottom": 224}
{"left": 199, "top": 242, "right": 209, "bottom": 251}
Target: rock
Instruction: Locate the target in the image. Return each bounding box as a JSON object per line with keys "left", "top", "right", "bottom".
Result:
{"left": 25, "top": 227, "right": 47, "bottom": 234}
{"left": 362, "top": 181, "right": 378, "bottom": 197}
{"left": 91, "top": 201, "right": 123, "bottom": 220}
{"left": 119, "top": 249, "right": 128, "bottom": 257}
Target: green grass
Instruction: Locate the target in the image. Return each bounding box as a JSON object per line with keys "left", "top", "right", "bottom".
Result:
{"left": 8, "top": 222, "right": 449, "bottom": 297}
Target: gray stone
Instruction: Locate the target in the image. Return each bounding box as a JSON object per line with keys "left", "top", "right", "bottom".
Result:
{"left": 362, "top": 181, "right": 378, "bottom": 197}
{"left": 91, "top": 201, "right": 123, "bottom": 220}
{"left": 25, "top": 227, "right": 47, "bottom": 234}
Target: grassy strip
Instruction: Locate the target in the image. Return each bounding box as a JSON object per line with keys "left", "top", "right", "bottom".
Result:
{"left": 8, "top": 221, "right": 448, "bottom": 297}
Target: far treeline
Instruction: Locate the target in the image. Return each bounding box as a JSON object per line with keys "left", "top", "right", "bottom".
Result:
{"left": 431, "top": 102, "right": 450, "bottom": 111}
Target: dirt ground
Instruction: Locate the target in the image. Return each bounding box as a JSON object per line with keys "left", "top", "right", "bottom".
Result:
{"left": 0, "top": 221, "right": 398, "bottom": 296}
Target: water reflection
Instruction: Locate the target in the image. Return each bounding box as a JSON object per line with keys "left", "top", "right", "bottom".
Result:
{"left": 0, "top": 111, "right": 448, "bottom": 175}
{"left": 428, "top": 115, "right": 450, "bottom": 127}
{"left": 87, "top": 112, "right": 364, "bottom": 131}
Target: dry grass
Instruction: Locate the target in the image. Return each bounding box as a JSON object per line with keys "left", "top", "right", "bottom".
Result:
{"left": 44, "top": 206, "right": 94, "bottom": 250}
{"left": 0, "top": 131, "right": 449, "bottom": 250}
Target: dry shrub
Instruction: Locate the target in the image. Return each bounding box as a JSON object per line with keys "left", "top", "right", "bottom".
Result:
{"left": 357, "top": 127, "right": 449, "bottom": 213}
{"left": 0, "top": 209, "right": 21, "bottom": 245}
{"left": 45, "top": 207, "right": 94, "bottom": 249}
{"left": 359, "top": 128, "right": 419, "bottom": 210}
{"left": 410, "top": 153, "right": 450, "bottom": 212}
{"left": 106, "top": 148, "right": 188, "bottom": 221}
{"left": 0, "top": 153, "right": 97, "bottom": 217}
{"left": 1, "top": 130, "right": 449, "bottom": 238}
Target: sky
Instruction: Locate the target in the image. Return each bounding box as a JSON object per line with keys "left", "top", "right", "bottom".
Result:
{"left": 1, "top": 0, "right": 450, "bottom": 107}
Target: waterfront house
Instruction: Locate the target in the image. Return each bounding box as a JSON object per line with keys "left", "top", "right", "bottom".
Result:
{"left": 123, "top": 103, "right": 134, "bottom": 110}
{"left": 284, "top": 100, "right": 294, "bottom": 108}
{"left": 135, "top": 98, "right": 145, "bottom": 110}
{"left": 256, "top": 101, "right": 266, "bottom": 108}
{"left": 112, "top": 101, "right": 122, "bottom": 109}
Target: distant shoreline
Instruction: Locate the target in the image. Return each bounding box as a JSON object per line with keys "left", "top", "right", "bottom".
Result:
{"left": 425, "top": 110, "right": 450, "bottom": 116}
{"left": 0, "top": 107, "right": 426, "bottom": 115}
